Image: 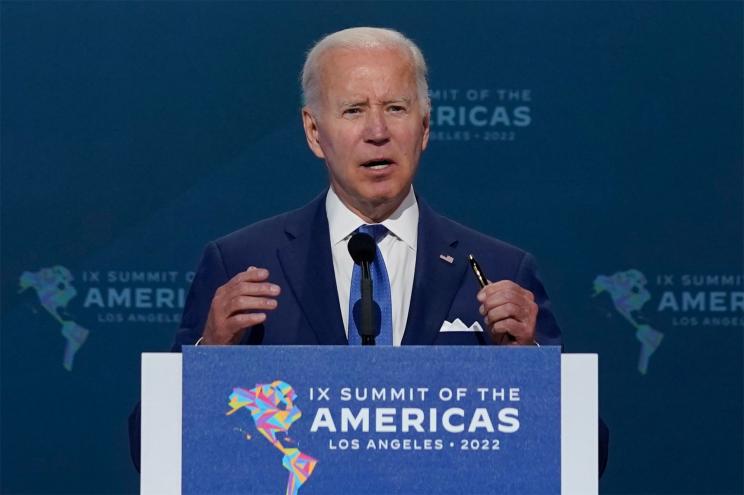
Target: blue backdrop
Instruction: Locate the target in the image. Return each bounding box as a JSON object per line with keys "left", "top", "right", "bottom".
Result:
{"left": 2, "top": 2, "right": 741, "bottom": 493}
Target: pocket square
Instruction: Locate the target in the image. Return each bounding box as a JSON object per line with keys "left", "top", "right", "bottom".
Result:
{"left": 439, "top": 318, "right": 484, "bottom": 333}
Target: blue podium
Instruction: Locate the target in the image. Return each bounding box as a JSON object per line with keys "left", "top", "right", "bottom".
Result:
{"left": 139, "top": 346, "right": 598, "bottom": 494}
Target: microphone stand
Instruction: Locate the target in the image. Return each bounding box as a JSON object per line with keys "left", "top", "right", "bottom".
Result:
{"left": 360, "top": 260, "right": 375, "bottom": 345}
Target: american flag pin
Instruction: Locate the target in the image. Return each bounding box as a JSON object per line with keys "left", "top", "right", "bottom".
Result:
{"left": 439, "top": 254, "right": 454, "bottom": 264}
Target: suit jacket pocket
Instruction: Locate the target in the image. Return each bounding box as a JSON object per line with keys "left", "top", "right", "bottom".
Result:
{"left": 432, "top": 330, "right": 488, "bottom": 346}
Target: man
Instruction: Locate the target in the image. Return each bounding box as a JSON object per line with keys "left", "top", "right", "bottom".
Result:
{"left": 130, "top": 26, "right": 608, "bottom": 475}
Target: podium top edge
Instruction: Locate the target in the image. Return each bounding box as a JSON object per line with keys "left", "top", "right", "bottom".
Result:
{"left": 141, "top": 346, "right": 598, "bottom": 356}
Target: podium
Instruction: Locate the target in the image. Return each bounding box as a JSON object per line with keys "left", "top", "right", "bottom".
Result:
{"left": 140, "top": 346, "right": 597, "bottom": 494}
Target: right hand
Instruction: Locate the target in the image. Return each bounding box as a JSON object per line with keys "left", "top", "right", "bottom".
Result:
{"left": 200, "top": 266, "right": 281, "bottom": 345}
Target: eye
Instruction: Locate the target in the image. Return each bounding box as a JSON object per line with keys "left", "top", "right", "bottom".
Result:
{"left": 343, "top": 107, "right": 362, "bottom": 117}
{"left": 387, "top": 105, "right": 407, "bottom": 114}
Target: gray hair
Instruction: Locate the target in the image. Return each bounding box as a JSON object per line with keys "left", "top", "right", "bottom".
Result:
{"left": 301, "top": 27, "right": 430, "bottom": 113}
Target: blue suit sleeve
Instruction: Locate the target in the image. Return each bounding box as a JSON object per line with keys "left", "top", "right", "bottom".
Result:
{"left": 514, "top": 252, "right": 562, "bottom": 346}
{"left": 171, "top": 242, "right": 230, "bottom": 351}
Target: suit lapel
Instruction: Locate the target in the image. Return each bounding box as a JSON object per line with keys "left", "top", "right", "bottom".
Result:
{"left": 402, "top": 199, "right": 468, "bottom": 345}
{"left": 277, "top": 193, "right": 348, "bottom": 345}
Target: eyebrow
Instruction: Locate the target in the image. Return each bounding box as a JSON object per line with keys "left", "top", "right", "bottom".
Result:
{"left": 384, "top": 97, "right": 412, "bottom": 105}
{"left": 339, "top": 97, "right": 412, "bottom": 108}
{"left": 339, "top": 100, "right": 367, "bottom": 108}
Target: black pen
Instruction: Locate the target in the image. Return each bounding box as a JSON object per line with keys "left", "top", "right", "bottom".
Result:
{"left": 467, "top": 254, "right": 489, "bottom": 288}
{"left": 468, "top": 254, "right": 516, "bottom": 344}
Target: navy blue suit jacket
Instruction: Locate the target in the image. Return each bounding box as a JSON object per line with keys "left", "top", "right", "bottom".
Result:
{"left": 171, "top": 192, "right": 561, "bottom": 349}
{"left": 129, "top": 192, "right": 608, "bottom": 475}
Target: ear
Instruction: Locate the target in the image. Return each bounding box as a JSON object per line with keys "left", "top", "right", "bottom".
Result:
{"left": 420, "top": 111, "right": 430, "bottom": 152}
{"left": 302, "top": 107, "right": 325, "bottom": 159}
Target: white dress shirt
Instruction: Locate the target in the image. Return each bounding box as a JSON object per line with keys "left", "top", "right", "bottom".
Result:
{"left": 326, "top": 186, "right": 418, "bottom": 346}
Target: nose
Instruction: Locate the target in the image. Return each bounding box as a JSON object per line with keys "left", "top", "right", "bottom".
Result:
{"left": 363, "top": 107, "right": 390, "bottom": 146}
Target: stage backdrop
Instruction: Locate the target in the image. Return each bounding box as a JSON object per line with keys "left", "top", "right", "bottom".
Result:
{"left": 1, "top": 2, "right": 741, "bottom": 494}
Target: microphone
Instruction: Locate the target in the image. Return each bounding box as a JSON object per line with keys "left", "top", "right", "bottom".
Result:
{"left": 348, "top": 232, "right": 378, "bottom": 345}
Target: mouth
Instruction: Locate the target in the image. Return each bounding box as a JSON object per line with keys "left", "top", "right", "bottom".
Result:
{"left": 360, "top": 158, "right": 395, "bottom": 170}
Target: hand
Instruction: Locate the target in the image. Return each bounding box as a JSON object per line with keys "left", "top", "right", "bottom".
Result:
{"left": 477, "top": 280, "right": 537, "bottom": 345}
{"left": 201, "top": 267, "right": 281, "bottom": 345}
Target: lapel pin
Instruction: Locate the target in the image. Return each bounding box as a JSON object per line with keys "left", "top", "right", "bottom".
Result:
{"left": 439, "top": 254, "right": 454, "bottom": 264}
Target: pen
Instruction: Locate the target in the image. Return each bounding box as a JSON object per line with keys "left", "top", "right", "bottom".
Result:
{"left": 468, "top": 254, "right": 516, "bottom": 344}
{"left": 467, "top": 254, "right": 489, "bottom": 288}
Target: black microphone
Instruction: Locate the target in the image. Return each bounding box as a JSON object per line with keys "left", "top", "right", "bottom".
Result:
{"left": 348, "top": 232, "right": 378, "bottom": 345}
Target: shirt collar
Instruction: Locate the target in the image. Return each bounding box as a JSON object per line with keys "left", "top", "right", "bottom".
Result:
{"left": 325, "top": 186, "right": 419, "bottom": 251}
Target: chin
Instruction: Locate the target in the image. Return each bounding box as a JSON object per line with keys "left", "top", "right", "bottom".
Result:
{"left": 362, "top": 187, "right": 405, "bottom": 207}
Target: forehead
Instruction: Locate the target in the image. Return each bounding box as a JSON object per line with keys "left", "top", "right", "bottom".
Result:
{"left": 317, "top": 47, "right": 417, "bottom": 100}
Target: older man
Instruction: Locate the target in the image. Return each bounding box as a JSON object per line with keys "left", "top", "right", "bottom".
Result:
{"left": 193, "top": 27, "right": 550, "bottom": 349}
{"left": 130, "top": 27, "right": 608, "bottom": 475}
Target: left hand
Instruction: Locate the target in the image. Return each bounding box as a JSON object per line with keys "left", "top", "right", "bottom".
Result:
{"left": 477, "top": 280, "right": 537, "bottom": 345}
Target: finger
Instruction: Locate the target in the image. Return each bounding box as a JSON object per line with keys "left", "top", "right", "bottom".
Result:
{"left": 489, "top": 300, "right": 537, "bottom": 330}
{"left": 487, "top": 318, "right": 509, "bottom": 338}
{"left": 509, "top": 320, "right": 536, "bottom": 345}
{"left": 226, "top": 312, "right": 267, "bottom": 332}
{"left": 480, "top": 291, "right": 533, "bottom": 318}
{"left": 477, "top": 280, "right": 527, "bottom": 301}
{"left": 481, "top": 289, "right": 530, "bottom": 310}
{"left": 226, "top": 295, "right": 278, "bottom": 316}
{"left": 488, "top": 317, "right": 524, "bottom": 340}
{"left": 231, "top": 281, "right": 281, "bottom": 297}
{"left": 485, "top": 302, "right": 530, "bottom": 323}
{"left": 489, "top": 313, "right": 536, "bottom": 345}
{"left": 228, "top": 267, "right": 271, "bottom": 286}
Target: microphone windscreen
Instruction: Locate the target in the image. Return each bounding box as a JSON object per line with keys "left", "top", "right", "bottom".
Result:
{"left": 348, "top": 233, "right": 376, "bottom": 264}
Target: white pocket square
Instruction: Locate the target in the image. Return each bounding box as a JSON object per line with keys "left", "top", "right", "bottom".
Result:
{"left": 439, "top": 318, "right": 484, "bottom": 333}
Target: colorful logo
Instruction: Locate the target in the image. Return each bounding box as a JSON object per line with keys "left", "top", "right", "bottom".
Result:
{"left": 19, "top": 266, "right": 91, "bottom": 371}
{"left": 227, "top": 380, "right": 318, "bottom": 495}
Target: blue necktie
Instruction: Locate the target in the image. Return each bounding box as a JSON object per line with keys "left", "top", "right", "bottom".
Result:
{"left": 347, "top": 224, "right": 393, "bottom": 345}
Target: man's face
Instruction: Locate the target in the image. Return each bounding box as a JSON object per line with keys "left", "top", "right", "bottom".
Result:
{"left": 302, "top": 47, "right": 430, "bottom": 221}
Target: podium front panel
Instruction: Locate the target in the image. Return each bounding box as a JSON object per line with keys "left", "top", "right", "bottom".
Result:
{"left": 181, "top": 346, "right": 560, "bottom": 495}
{"left": 141, "top": 350, "right": 597, "bottom": 494}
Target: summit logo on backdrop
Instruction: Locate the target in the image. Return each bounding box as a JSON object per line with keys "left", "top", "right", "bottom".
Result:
{"left": 428, "top": 88, "right": 532, "bottom": 143}
{"left": 19, "top": 265, "right": 192, "bottom": 370}
{"left": 19, "top": 266, "right": 91, "bottom": 371}
{"left": 593, "top": 269, "right": 743, "bottom": 374}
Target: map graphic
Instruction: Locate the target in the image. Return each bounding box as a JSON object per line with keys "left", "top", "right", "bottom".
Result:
{"left": 227, "top": 380, "right": 318, "bottom": 495}
{"left": 593, "top": 269, "right": 664, "bottom": 374}
{"left": 19, "top": 266, "right": 90, "bottom": 371}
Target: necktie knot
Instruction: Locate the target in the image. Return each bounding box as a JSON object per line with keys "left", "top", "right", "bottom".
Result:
{"left": 357, "top": 224, "right": 388, "bottom": 242}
